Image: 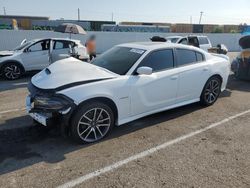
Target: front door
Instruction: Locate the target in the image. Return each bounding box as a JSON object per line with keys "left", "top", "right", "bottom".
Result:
{"left": 21, "top": 39, "right": 50, "bottom": 71}
{"left": 130, "top": 49, "right": 179, "bottom": 116}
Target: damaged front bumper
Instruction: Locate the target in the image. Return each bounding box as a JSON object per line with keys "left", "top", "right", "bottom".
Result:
{"left": 26, "top": 83, "right": 76, "bottom": 129}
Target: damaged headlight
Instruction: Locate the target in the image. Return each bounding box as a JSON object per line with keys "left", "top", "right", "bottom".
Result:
{"left": 33, "top": 95, "right": 72, "bottom": 112}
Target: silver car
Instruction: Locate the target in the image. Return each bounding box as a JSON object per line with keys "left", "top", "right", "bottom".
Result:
{"left": 0, "top": 38, "right": 89, "bottom": 80}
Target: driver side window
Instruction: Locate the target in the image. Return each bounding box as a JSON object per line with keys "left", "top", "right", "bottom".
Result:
{"left": 28, "top": 40, "right": 50, "bottom": 52}
{"left": 139, "top": 49, "right": 174, "bottom": 72}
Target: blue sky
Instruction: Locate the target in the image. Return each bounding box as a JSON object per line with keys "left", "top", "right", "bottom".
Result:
{"left": 1, "top": 0, "right": 250, "bottom": 24}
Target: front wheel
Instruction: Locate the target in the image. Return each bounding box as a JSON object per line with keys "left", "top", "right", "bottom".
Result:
{"left": 1, "top": 62, "right": 23, "bottom": 80}
{"left": 71, "top": 102, "right": 114, "bottom": 144}
{"left": 200, "top": 77, "right": 222, "bottom": 106}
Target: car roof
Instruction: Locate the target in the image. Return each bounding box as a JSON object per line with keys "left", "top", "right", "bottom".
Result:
{"left": 31, "top": 38, "right": 81, "bottom": 43}
{"left": 166, "top": 36, "right": 182, "bottom": 39}
{"left": 118, "top": 42, "right": 206, "bottom": 53}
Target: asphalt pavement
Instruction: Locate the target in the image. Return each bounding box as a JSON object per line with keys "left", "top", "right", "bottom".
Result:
{"left": 1, "top": 52, "right": 250, "bottom": 188}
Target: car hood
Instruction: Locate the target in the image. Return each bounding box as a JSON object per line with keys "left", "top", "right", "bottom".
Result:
{"left": 31, "top": 57, "right": 118, "bottom": 90}
{"left": 239, "top": 35, "right": 250, "bottom": 49}
{"left": 0, "top": 50, "right": 14, "bottom": 57}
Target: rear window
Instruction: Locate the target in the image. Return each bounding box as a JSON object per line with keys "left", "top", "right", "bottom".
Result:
{"left": 196, "top": 52, "right": 204, "bottom": 62}
{"left": 176, "top": 49, "right": 204, "bottom": 66}
{"left": 199, "top": 37, "right": 209, "bottom": 45}
{"left": 54, "top": 41, "right": 73, "bottom": 49}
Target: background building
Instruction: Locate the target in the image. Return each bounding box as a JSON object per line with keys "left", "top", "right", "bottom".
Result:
{"left": 0, "top": 15, "right": 246, "bottom": 33}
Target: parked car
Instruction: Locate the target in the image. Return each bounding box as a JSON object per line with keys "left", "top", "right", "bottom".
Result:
{"left": 26, "top": 42, "right": 230, "bottom": 144}
{"left": 153, "top": 35, "right": 228, "bottom": 54}
{"left": 0, "top": 38, "right": 89, "bottom": 80}
{"left": 231, "top": 35, "right": 250, "bottom": 80}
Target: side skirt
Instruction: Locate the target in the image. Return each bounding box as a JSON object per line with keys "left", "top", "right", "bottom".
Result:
{"left": 117, "top": 98, "right": 200, "bottom": 126}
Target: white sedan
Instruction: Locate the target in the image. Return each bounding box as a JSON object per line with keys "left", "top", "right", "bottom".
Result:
{"left": 26, "top": 42, "right": 230, "bottom": 143}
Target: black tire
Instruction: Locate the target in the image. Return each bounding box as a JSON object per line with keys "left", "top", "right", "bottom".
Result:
{"left": 200, "top": 76, "right": 222, "bottom": 106}
{"left": 70, "top": 101, "right": 115, "bottom": 144}
{"left": 1, "top": 62, "right": 24, "bottom": 80}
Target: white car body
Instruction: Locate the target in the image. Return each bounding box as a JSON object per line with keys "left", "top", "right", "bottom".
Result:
{"left": 0, "top": 38, "right": 89, "bottom": 79}
{"left": 167, "top": 35, "right": 212, "bottom": 52}
{"left": 27, "top": 42, "right": 230, "bottom": 132}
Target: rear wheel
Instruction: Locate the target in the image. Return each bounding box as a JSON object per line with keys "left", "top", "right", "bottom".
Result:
{"left": 71, "top": 102, "right": 114, "bottom": 144}
{"left": 1, "top": 62, "right": 24, "bottom": 80}
{"left": 200, "top": 77, "right": 222, "bottom": 106}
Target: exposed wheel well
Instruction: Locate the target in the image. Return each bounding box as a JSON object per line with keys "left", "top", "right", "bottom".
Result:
{"left": 200, "top": 74, "right": 223, "bottom": 99}
{"left": 77, "top": 97, "right": 119, "bottom": 124}
{"left": 211, "top": 74, "right": 223, "bottom": 83}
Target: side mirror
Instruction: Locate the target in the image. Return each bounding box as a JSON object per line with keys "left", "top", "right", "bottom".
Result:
{"left": 137, "top": 67, "right": 153, "bottom": 75}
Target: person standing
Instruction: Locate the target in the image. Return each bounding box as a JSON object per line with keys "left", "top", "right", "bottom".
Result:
{"left": 86, "top": 35, "right": 97, "bottom": 61}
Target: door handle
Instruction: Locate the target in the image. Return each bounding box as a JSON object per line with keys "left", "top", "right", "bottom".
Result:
{"left": 170, "top": 75, "right": 178, "bottom": 80}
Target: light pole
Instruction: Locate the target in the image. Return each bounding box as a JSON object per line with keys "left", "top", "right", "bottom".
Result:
{"left": 199, "top": 11, "right": 204, "bottom": 24}
{"left": 78, "top": 8, "right": 80, "bottom": 21}
{"left": 3, "top": 7, "right": 6, "bottom": 15}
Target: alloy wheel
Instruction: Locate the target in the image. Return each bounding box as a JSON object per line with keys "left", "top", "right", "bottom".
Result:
{"left": 4, "top": 64, "right": 21, "bottom": 80}
{"left": 204, "top": 79, "right": 220, "bottom": 104}
{"left": 77, "top": 108, "right": 111, "bottom": 142}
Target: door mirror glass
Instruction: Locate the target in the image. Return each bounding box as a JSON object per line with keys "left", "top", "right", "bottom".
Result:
{"left": 137, "top": 67, "right": 153, "bottom": 75}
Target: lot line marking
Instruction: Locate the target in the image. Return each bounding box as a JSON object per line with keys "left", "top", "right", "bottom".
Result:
{"left": 57, "top": 109, "right": 250, "bottom": 188}
{"left": 0, "top": 108, "right": 26, "bottom": 115}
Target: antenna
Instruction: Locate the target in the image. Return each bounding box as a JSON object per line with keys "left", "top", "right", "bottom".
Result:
{"left": 199, "top": 11, "right": 204, "bottom": 24}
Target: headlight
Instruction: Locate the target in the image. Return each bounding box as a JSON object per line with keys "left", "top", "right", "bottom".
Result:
{"left": 33, "top": 95, "right": 72, "bottom": 111}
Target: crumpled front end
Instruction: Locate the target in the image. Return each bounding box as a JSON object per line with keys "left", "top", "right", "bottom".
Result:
{"left": 26, "top": 82, "right": 76, "bottom": 132}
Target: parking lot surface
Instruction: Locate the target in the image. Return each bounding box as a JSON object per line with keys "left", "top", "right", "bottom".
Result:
{"left": 1, "top": 52, "right": 250, "bottom": 188}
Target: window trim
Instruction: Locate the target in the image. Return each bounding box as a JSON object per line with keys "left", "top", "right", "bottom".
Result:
{"left": 175, "top": 48, "right": 205, "bottom": 68}
{"left": 25, "top": 39, "right": 51, "bottom": 53}
{"left": 133, "top": 48, "right": 176, "bottom": 75}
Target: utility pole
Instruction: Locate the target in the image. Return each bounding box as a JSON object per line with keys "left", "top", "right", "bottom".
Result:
{"left": 199, "top": 11, "right": 203, "bottom": 24}
{"left": 78, "top": 8, "right": 80, "bottom": 21}
{"left": 3, "top": 7, "right": 6, "bottom": 15}
{"left": 111, "top": 12, "right": 114, "bottom": 22}
{"left": 190, "top": 16, "right": 192, "bottom": 24}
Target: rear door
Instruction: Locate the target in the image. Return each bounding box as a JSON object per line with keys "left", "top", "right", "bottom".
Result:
{"left": 130, "top": 49, "right": 179, "bottom": 116}
{"left": 175, "top": 48, "right": 211, "bottom": 103}
{"left": 51, "top": 40, "right": 73, "bottom": 62}
{"left": 198, "top": 37, "right": 212, "bottom": 51}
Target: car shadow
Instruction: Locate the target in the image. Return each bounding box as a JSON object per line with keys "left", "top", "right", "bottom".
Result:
{"left": 0, "top": 102, "right": 203, "bottom": 175}
{"left": 227, "top": 74, "right": 250, "bottom": 93}
{"left": 0, "top": 77, "right": 249, "bottom": 175}
{"left": 0, "top": 72, "right": 38, "bottom": 92}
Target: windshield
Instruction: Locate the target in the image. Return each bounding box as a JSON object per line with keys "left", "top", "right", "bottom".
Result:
{"left": 14, "top": 41, "right": 33, "bottom": 51}
{"left": 91, "top": 46, "right": 145, "bottom": 75}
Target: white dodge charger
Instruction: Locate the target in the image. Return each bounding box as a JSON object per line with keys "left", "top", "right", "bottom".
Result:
{"left": 26, "top": 42, "right": 230, "bottom": 143}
